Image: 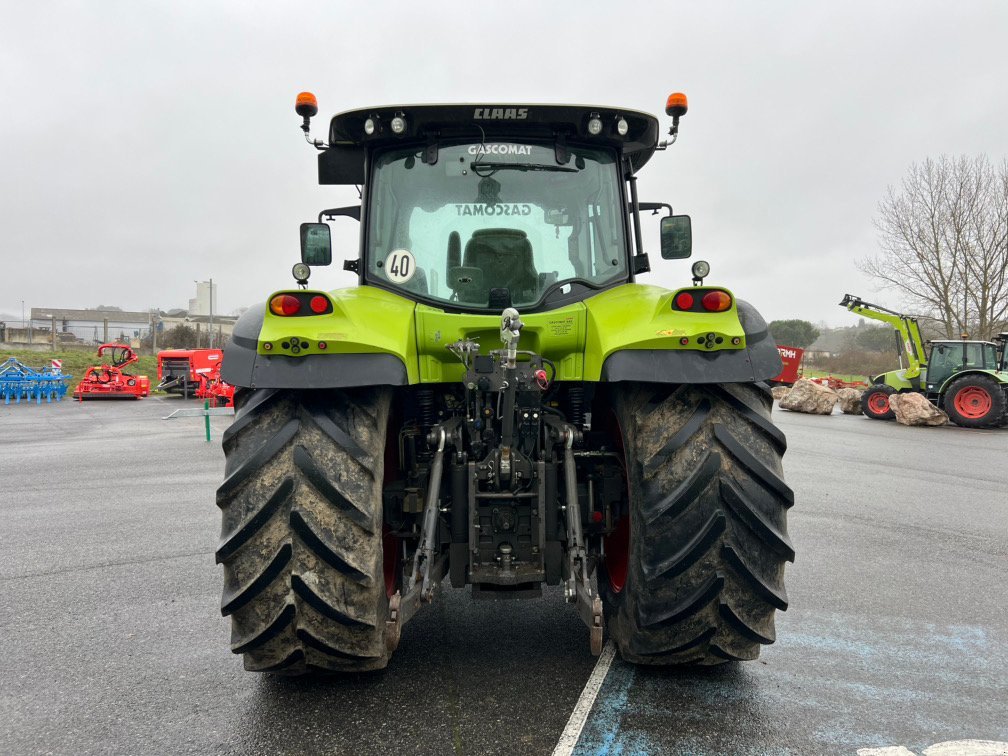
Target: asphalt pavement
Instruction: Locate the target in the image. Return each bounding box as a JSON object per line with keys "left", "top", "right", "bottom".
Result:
{"left": 0, "top": 396, "right": 1005, "bottom": 755}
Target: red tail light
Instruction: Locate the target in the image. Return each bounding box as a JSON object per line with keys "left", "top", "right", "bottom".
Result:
{"left": 269, "top": 294, "right": 302, "bottom": 316}
{"left": 309, "top": 295, "right": 329, "bottom": 314}
{"left": 701, "top": 290, "right": 732, "bottom": 312}
{"left": 674, "top": 292, "right": 695, "bottom": 310}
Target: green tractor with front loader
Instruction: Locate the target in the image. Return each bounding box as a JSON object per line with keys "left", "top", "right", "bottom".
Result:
{"left": 216, "top": 92, "right": 794, "bottom": 674}
{"left": 840, "top": 294, "right": 1008, "bottom": 427}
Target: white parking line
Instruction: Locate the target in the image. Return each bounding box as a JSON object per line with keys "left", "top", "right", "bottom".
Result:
{"left": 552, "top": 641, "right": 617, "bottom": 756}
{"left": 922, "top": 742, "right": 1008, "bottom": 756}
{"left": 859, "top": 741, "right": 1008, "bottom": 756}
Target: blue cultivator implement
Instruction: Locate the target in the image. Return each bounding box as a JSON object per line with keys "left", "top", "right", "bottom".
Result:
{"left": 0, "top": 358, "right": 73, "bottom": 404}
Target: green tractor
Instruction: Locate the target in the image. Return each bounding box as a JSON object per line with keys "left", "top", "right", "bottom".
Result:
{"left": 216, "top": 92, "right": 794, "bottom": 674}
{"left": 840, "top": 294, "right": 1008, "bottom": 427}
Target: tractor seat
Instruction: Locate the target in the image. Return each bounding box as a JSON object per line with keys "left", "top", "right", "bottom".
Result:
{"left": 461, "top": 228, "right": 539, "bottom": 303}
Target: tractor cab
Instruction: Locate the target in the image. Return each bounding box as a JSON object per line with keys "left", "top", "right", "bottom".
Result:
{"left": 293, "top": 100, "right": 694, "bottom": 313}
{"left": 995, "top": 332, "right": 1008, "bottom": 372}
{"left": 925, "top": 340, "right": 1002, "bottom": 393}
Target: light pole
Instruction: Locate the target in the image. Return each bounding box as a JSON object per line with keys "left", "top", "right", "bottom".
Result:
{"left": 209, "top": 276, "right": 214, "bottom": 349}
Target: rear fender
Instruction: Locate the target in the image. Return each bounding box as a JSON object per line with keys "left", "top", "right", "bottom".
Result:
{"left": 936, "top": 369, "right": 1008, "bottom": 396}
{"left": 221, "top": 287, "right": 417, "bottom": 389}
{"left": 584, "top": 284, "right": 782, "bottom": 383}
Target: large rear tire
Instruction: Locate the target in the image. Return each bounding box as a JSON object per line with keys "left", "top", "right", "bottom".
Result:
{"left": 216, "top": 387, "right": 393, "bottom": 673}
{"left": 600, "top": 382, "right": 794, "bottom": 665}
{"left": 944, "top": 375, "right": 1006, "bottom": 428}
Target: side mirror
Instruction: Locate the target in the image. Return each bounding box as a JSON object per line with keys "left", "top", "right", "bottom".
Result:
{"left": 300, "top": 222, "right": 332, "bottom": 266}
{"left": 660, "top": 215, "right": 692, "bottom": 259}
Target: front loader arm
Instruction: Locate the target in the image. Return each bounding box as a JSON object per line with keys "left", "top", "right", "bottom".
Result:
{"left": 839, "top": 294, "right": 925, "bottom": 379}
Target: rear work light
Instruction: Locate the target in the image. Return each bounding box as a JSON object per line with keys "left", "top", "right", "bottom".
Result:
{"left": 701, "top": 290, "right": 732, "bottom": 312}
{"left": 270, "top": 295, "right": 301, "bottom": 316}
{"left": 268, "top": 292, "right": 333, "bottom": 317}
{"left": 671, "top": 288, "right": 732, "bottom": 312}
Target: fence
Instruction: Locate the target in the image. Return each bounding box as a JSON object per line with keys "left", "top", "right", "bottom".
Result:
{"left": 1, "top": 323, "right": 152, "bottom": 348}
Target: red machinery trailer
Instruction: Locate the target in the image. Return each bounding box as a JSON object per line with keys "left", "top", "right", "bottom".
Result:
{"left": 74, "top": 344, "right": 150, "bottom": 400}
{"left": 157, "top": 348, "right": 223, "bottom": 398}
{"left": 156, "top": 348, "right": 234, "bottom": 405}
{"left": 770, "top": 345, "right": 804, "bottom": 386}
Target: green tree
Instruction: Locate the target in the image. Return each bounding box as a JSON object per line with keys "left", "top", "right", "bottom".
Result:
{"left": 855, "top": 325, "right": 897, "bottom": 352}
{"left": 767, "top": 319, "right": 820, "bottom": 348}
{"left": 160, "top": 324, "right": 198, "bottom": 349}
{"left": 864, "top": 154, "right": 1008, "bottom": 339}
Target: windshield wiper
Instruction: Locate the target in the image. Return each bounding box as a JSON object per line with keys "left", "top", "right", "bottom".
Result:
{"left": 470, "top": 161, "right": 579, "bottom": 174}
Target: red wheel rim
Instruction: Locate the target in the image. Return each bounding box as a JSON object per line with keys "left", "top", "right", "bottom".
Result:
{"left": 604, "top": 410, "right": 631, "bottom": 594}
{"left": 604, "top": 515, "right": 630, "bottom": 593}
{"left": 868, "top": 392, "right": 890, "bottom": 415}
{"left": 953, "top": 386, "right": 992, "bottom": 419}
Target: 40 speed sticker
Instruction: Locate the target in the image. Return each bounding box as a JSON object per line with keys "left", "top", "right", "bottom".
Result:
{"left": 384, "top": 249, "right": 416, "bottom": 284}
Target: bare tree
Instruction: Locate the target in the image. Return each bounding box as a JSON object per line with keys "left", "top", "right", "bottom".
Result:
{"left": 864, "top": 155, "right": 1008, "bottom": 339}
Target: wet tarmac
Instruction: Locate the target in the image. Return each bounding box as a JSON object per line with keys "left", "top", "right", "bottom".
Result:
{"left": 1, "top": 396, "right": 1005, "bottom": 755}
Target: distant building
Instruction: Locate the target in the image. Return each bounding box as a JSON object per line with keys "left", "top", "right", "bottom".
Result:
{"left": 189, "top": 281, "right": 217, "bottom": 318}
{"left": 5, "top": 282, "right": 238, "bottom": 349}
{"left": 28, "top": 307, "right": 153, "bottom": 345}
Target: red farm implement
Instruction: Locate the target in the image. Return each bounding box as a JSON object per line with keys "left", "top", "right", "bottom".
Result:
{"left": 157, "top": 348, "right": 234, "bottom": 406}
{"left": 808, "top": 376, "right": 869, "bottom": 391}
{"left": 73, "top": 344, "right": 150, "bottom": 400}
{"left": 770, "top": 345, "right": 804, "bottom": 386}
{"left": 157, "top": 348, "right": 221, "bottom": 398}
{"left": 197, "top": 364, "right": 235, "bottom": 408}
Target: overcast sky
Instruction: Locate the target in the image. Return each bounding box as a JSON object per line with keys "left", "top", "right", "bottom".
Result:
{"left": 2, "top": 1, "right": 1006, "bottom": 326}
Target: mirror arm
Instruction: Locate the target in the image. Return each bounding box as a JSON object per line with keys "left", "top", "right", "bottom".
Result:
{"left": 636, "top": 202, "right": 673, "bottom": 217}
{"left": 318, "top": 206, "right": 362, "bottom": 223}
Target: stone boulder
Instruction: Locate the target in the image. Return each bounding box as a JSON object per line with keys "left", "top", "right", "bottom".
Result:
{"left": 779, "top": 378, "right": 838, "bottom": 415}
{"left": 889, "top": 392, "right": 948, "bottom": 426}
{"left": 836, "top": 388, "right": 864, "bottom": 415}
{"left": 770, "top": 386, "right": 790, "bottom": 402}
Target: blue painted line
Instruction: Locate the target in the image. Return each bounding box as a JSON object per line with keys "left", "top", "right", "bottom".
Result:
{"left": 574, "top": 657, "right": 642, "bottom": 756}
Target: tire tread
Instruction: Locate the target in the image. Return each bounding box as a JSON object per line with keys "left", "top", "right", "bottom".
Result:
{"left": 217, "top": 388, "right": 392, "bottom": 674}
{"left": 603, "top": 382, "right": 793, "bottom": 666}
